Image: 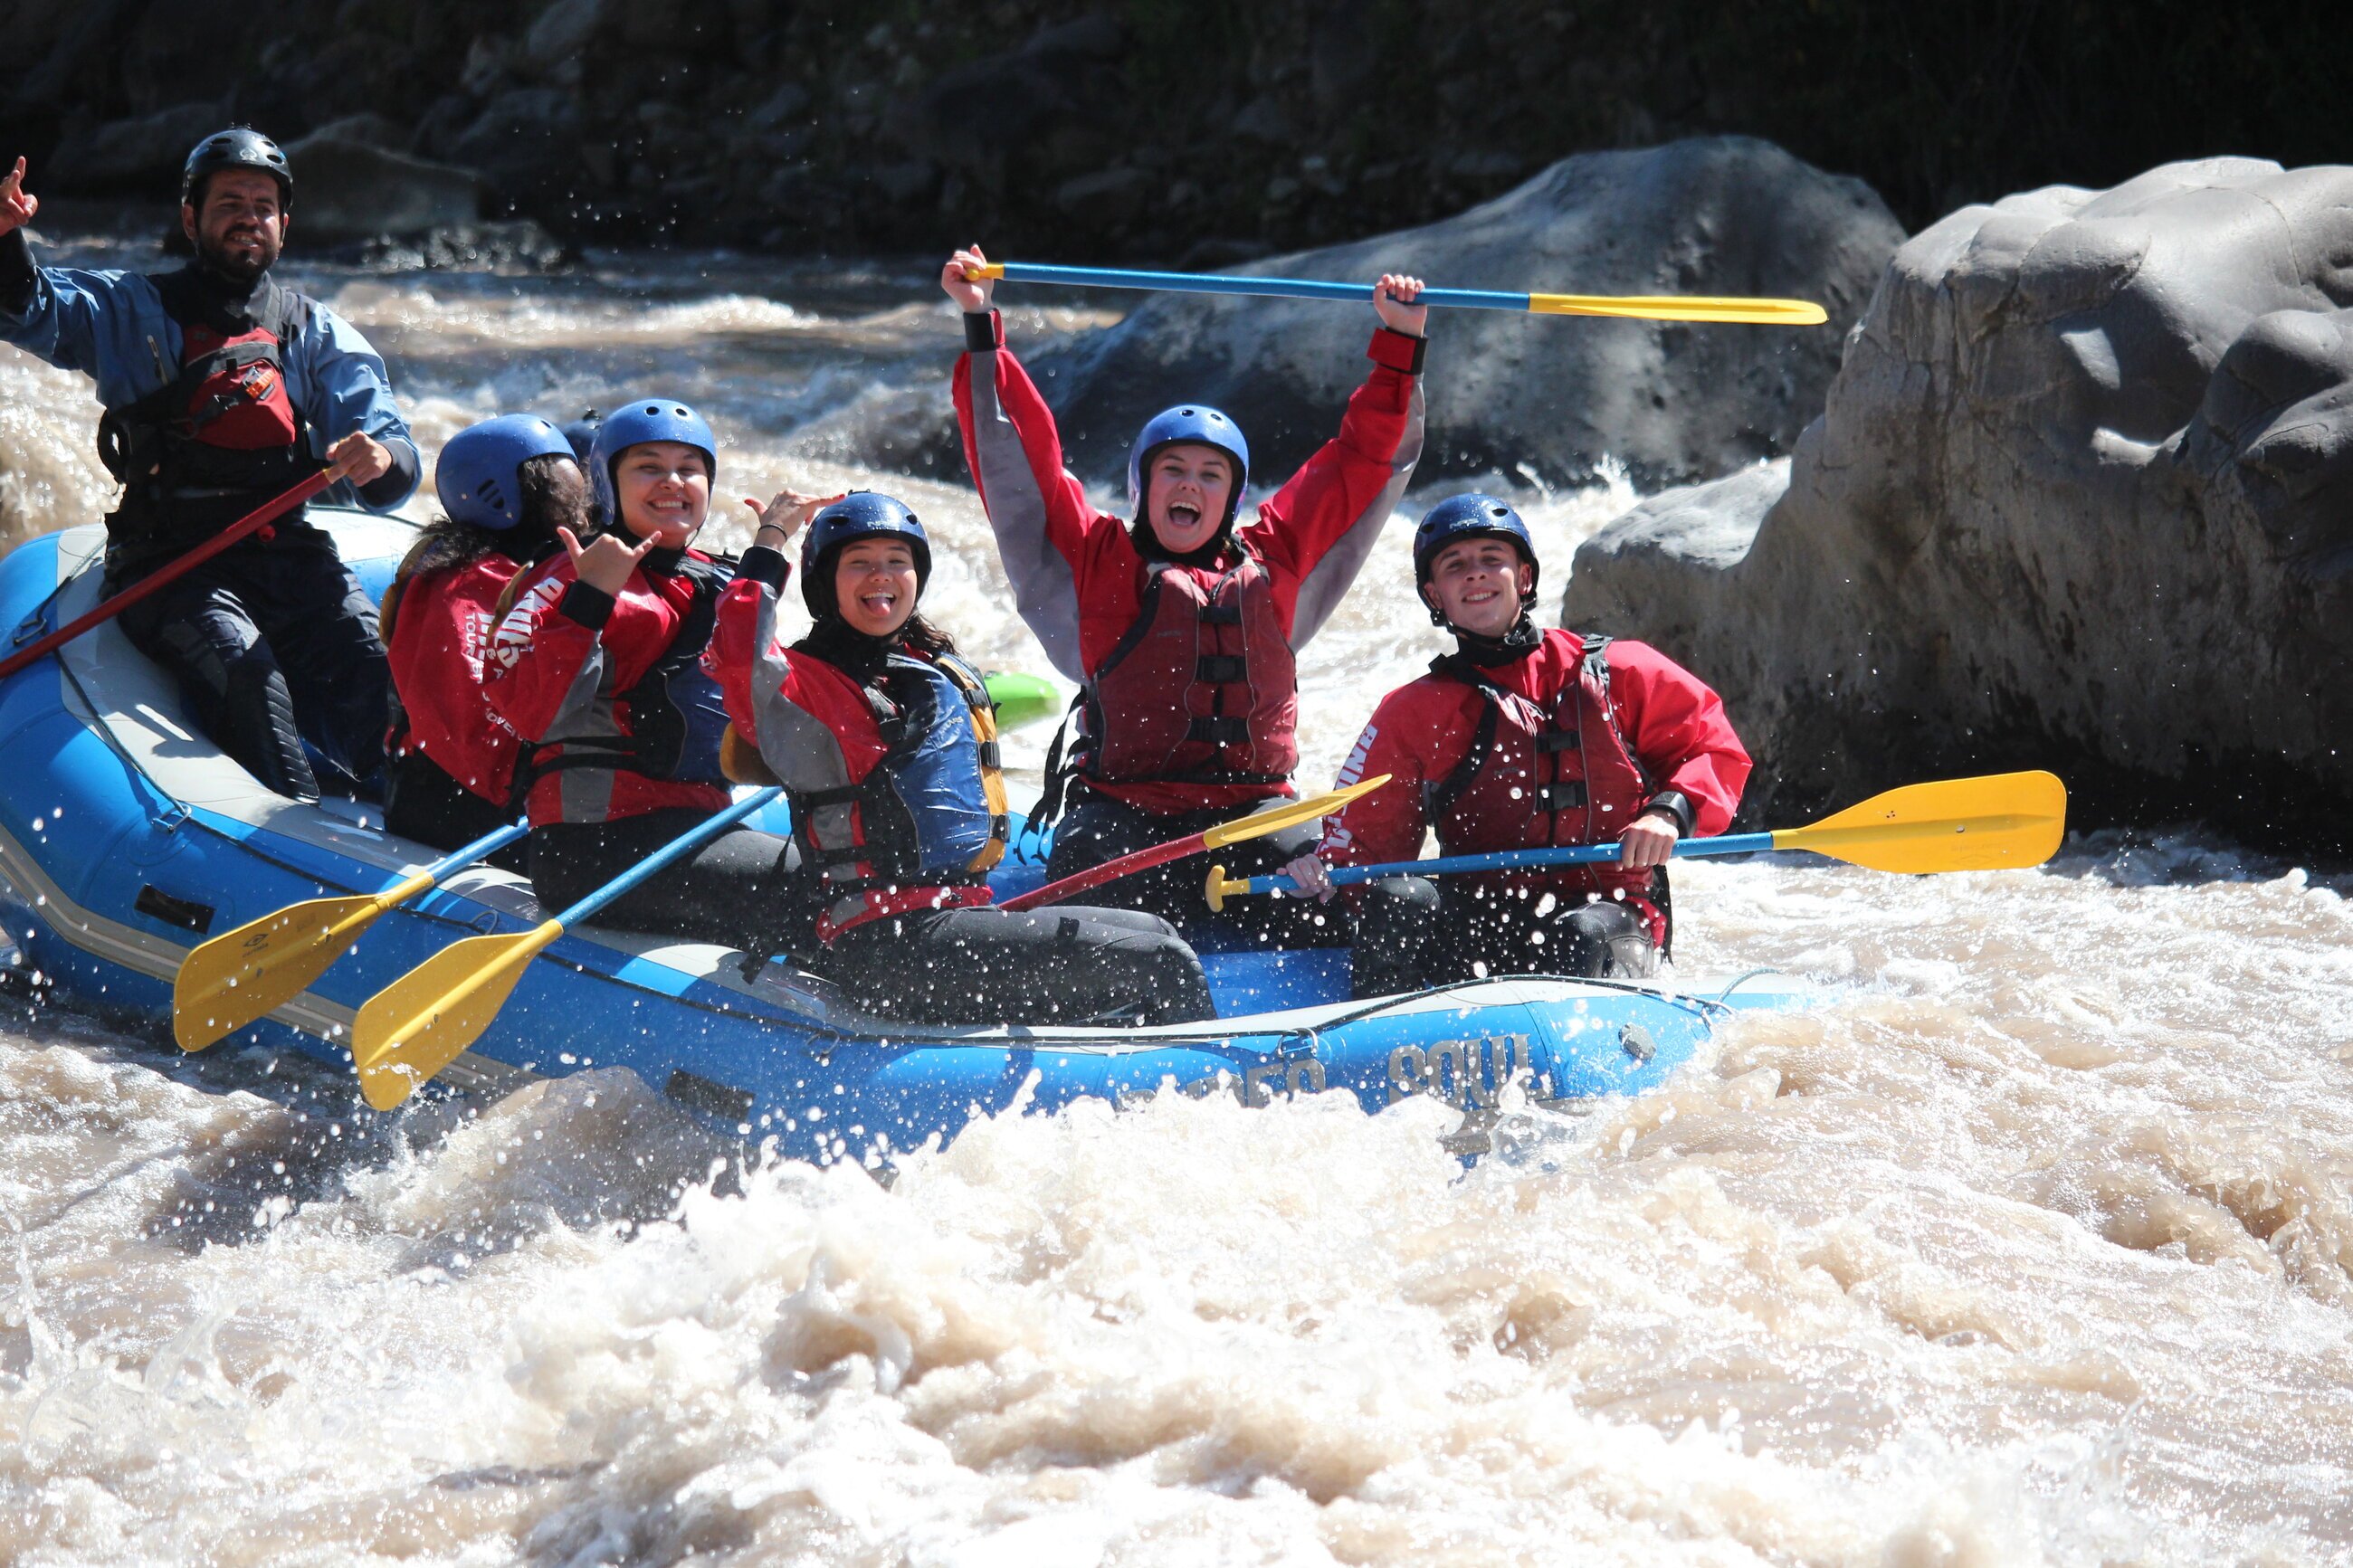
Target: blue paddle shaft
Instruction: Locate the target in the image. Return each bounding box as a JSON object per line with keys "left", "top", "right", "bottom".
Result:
{"left": 553, "top": 788, "right": 784, "bottom": 927}
{"left": 413, "top": 821, "right": 529, "bottom": 885}
{"left": 996, "top": 261, "right": 1530, "bottom": 312}
{"left": 1248, "top": 832, "right": 1779, "bottom": 895}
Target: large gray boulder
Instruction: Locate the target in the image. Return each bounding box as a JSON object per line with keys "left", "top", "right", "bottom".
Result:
{"left": 1015, "top": 137, "right": 1901, "bottom": 489}
{"left": 1565, "top": 158, "right": 2353, "bottom": 844}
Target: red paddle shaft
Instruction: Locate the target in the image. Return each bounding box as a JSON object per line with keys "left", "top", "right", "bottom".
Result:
{"left": 996, "top": 832, "right": 1212, "bottom": 912}
{"left": 0, "top": 462, "right": 350, "bottom": 683}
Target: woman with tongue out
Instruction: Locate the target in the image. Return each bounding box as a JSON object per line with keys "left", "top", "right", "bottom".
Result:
{"left": 703, "top": 493, "right": 1216, "bottom": 1027}
{"left": 946, "top": 245, "right": 1428, "bottom": 942}
{"left": 481, "top": 399, "right": 812, "bottom": 955}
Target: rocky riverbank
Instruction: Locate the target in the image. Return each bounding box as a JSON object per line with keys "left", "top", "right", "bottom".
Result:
{"left": 1564, "top": 157, "right": 2353, "bottom": 848}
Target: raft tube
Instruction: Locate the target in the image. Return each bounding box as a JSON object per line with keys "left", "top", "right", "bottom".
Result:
{"left": 0, "top": 512, "right": 1809, "bottom": 1164}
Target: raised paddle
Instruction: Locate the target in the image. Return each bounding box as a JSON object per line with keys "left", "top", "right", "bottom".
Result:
{"left": 999, "top": 774, "right": 1390, "bottom": 913}
{"left": 173, "top": 820, "right": 529, "bottom": 1052}
{"left": 349, "top": 788, "right": 783, "bottom": 1111}
{"left": 1205, "top": 771, "right": 2069, "bottom": 910}
{"left": 0, "top": 461, "right": 353, "bottom": 684}
{"left": 964, "top": 261, "right": 1829, "bottom": 327}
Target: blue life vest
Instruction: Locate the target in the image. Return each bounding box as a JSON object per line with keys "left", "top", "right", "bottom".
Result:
{"left": 790, "top": 649, "right": 1009, "bottom": 897}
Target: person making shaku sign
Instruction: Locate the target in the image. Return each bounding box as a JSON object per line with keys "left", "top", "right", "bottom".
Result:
{"left": 0, "top": 135, "right": 415, "bottom": 803}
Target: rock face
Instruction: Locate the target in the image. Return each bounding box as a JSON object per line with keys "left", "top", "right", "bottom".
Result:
{"left": 1015, "top": 138, "right": 1901, "bottom": 490}
{"left": 1564, "top": 158, "right": 2353, "bottom": 844}
{"left": 285, "top": 123, "right": 485, "bottom": 239}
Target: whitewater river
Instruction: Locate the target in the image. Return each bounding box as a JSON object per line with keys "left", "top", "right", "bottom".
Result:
{"left": 2, "top": 228, "right": 2349, "bottom": 1566}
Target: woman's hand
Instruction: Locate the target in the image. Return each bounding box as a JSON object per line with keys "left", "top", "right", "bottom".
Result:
{"left": 1373, "top": 272, "right": 1427, "bottom": 337}
{"left": 558, "top": 524, "right": 654, "bottom": 597}
{"left": 1617, "top": 807, "right": 1681, "bottom": 870}
{"left": 942, "top": 245, "right": 996, "bottom": 313}
{"left": 743, "top": 486, "right": 843, "bottom": 548}
{"left": 1280, "top": 852, "right": 1337, "bottom": 903}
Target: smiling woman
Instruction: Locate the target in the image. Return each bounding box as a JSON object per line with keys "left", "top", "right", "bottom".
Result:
{"left": 481, "top": 398, "right": 808, "bottom": 953}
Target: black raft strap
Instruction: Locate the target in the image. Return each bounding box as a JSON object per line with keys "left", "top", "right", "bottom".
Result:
{"left": 1195, "top": 654, "right": 1246, "bottom": 683}
{"left": 1186, "top": 715, "right": 1251, "bottom": 746}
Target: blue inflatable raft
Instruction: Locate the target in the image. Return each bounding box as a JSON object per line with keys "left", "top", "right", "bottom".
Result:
{"left": 0, "top": 511, "right": 1805, "bottom": 1164}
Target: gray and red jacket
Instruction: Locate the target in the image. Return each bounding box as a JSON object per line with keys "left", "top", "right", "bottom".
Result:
{"left": 953, "top": 309, "right": 1426, "bottom": 813}
{"left": 481, "top": 546, "right": 734, "bottom": 827}
{"left": 1319, "top": 629, "right": 1751, "bottom": 942}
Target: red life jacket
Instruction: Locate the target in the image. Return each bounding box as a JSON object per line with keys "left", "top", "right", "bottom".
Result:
{"left": 1080, "top": 546, "right": 1298, "bottom": 788}
{"left": 99, "top": 270, "right": 312, "bottom": 553}
{"left": 1427, "top": 637, "right": 1660, "bottom": 908}
{"left": 381, "top": 546, "right": 531, "bottom": 806}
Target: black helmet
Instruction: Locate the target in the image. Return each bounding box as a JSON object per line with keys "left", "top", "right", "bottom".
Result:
{"left": 181, "top": 128, "right": 292, "bottom": 208}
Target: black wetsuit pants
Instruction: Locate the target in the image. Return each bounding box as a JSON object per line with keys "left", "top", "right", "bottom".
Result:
{"left": 1043, "top": 788, "right": 1349, "bottom": 946}
{"left": 817, "top": 903, "right": 1217, "bottom": 1027}
{"left": 384, "top": 750, "right": 529, "bottom": 872}
{"left": 529, "top": 808, "right": 805, "bottom": 956}
{"left": 111, "top": 540, "right": 390, "bottom": 802}
{"left": 1348, "top": 876, "right": 1661, "bottom": 1000}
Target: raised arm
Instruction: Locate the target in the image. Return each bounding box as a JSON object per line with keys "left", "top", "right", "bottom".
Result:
{"left": 1251, "top": 275, "right": 1429, "bottom": 648}
{"left": 947, "top": 244, "right": 1109, "bottom": 682}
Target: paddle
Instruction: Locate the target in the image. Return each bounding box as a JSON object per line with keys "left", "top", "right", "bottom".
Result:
{"left": 350, "top": 787, "right": 783, "bottom": 1111}
{"left": 1205, "top": 771, "right": 2068, "bottom": 910}
{"left": 173, "top": 820, "right": 529, "bottom": 1052}
{"left": 0, "top": 461, "right": 353, "bottom": 684}
{"left": 964, "top": 261, "right": 1828, "bottom": 327}
{"left": 998, "top": 774, "right": 1390, "bottom": 913}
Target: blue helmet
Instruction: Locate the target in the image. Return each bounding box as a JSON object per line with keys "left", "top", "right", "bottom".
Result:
{"left": 434, "top": 414, "right": 576, "bottom": 530}
{"left": 588, "top": 398, "right": 717, "bottom": 532}
{"left": 1413, "top": 493, "right": 1539, "bottom": 622}
{"left": 800, "top": 492, "right": 932, "bottom": 619}
{"left": 1126, "top": 404, "right": 1250, "bottom": 526}
{"left": 558, "top": 410, "right": 600, "bottom": 464}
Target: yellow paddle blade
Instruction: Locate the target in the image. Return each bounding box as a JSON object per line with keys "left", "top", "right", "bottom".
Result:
{"left": 1528, "top": 293, "right": 1830, "bottom": 326}
{"left": 1775, "top": 771, "right": 2067, "bottom": 874}
{"left": 173, "top": 889, "right": 405, "bottom": 1051}
{"left": 352, "top": 919, "right": 563, "bottom": 1111}
{"left": 1199, "top": 774, "right": 1390, "bottom": 851}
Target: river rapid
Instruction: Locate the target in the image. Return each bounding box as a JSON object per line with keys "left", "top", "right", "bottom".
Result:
{"left": 1, "top": 229, "right": 2349, "bottom": 1567}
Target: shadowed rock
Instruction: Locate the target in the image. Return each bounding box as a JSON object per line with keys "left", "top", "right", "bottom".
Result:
{"left": 1565, "top": 158, "right": 2353, "bottom": 845}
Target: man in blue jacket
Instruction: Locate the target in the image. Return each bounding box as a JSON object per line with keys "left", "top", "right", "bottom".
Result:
{"left": 0, "top": 129, "right": 419, "bottom": 801}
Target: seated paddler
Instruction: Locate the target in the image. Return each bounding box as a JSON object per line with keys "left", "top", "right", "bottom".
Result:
{"left": 481, "top": 397, "right": 805, "bottom": 954}
{"left": 0, "top": 132, "right": 417, "bottom": 801}
{"left": 704, "top": 491, "right": 1218, "bottom": 1028}
{"left": 1281, "top": 493, "right": 1752, "bottom": 998}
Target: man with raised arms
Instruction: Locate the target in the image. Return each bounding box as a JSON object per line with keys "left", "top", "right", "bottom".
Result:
{"left": 0, "top": 131, "right": 417, "bottom": 802}
{"left": 944, "top": 244, "right": 1426, "bottom": 938}
{"left": 1284, "top": 494, "right": 1751, "bottom": 996}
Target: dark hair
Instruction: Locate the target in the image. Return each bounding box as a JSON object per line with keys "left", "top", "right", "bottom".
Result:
{"left": 385, "top": 455, "right": 587, "bottom": 639}
{"left": 895, "top": 612, "right": 961, "bottom": 660}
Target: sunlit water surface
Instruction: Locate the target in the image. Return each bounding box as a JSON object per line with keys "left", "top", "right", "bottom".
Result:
{"left": 1, "top": 233, "right": 2348, "bottom": 1566}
